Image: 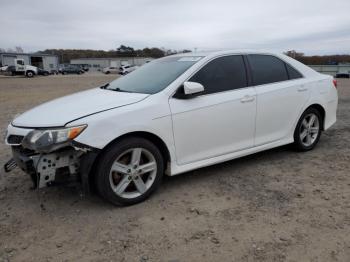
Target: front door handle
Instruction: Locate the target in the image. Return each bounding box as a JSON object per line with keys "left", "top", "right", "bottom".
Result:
{"left": 240, "top": 95, "right": 255, "bottom": 103}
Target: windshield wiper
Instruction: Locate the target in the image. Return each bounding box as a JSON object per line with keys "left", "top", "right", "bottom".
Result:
{"left": 101, "top": 84, "right": 136, "bottom": 93}
{"left": 100, "top": 83, "right": 109, "bottom": 89}
{"left": 100, "top": 84, "right": 130, "bottom": 92}
{"left": 112, "top": 87, "right": 134, "bottom": 93}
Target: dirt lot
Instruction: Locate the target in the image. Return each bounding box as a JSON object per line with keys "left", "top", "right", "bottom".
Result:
{"left": 0, "top": 74, "right": 349, "bottom": 262}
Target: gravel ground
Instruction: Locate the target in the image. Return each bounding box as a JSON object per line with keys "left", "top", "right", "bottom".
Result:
{"left": 0, "top": 74, "right": 349, "bottom": 262}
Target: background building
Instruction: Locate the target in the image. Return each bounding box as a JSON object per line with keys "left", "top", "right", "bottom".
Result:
{"left": 70, "top": 57, "right": 153, "bottom": 71}
{"left": 309, "top": 64, "right": 350, "bottom": 77}
{"left": 0, "top": 52, "right": 59, "bottom": 71}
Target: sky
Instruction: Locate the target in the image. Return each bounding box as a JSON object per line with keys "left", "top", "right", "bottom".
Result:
{"left": 0, "top": 0, "right": 350, "bottom": 55}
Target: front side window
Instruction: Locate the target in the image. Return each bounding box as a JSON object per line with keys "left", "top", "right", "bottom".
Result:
{"left": 248, "top": 55, "right": 289, "bottom": 85}
{"left": 106, "top": 56, "right": 203, "bottom": 94}
{"left": 189, "top": 55, "right": 247, "bottom": 95}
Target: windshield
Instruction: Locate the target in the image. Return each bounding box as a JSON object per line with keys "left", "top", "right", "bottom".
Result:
{"left": 105, "top": 56, "right": 203, "bottom": 94}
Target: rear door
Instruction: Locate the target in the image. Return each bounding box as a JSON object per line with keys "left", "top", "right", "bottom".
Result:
{"left": 169, "top": 55, "right": 256, "bottom": 165}
{"left": 248, "top": 54, "right": 309, "bottom": 146}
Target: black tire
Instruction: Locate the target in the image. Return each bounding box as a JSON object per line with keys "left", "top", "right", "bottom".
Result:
{"left": 26, "top": 71, "right": 34, "bottom": 78}
{"left": 105, "top": 71, "right": 110, "bottom": 74}
{"left": 293, "top": 107, "right": 322, "bottom": 151}
{"left": 95, "top": 137, "right": 164, "bottom": 206}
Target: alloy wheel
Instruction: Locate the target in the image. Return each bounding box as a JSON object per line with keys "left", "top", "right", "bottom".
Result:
{"left": 299, "top": 113, "right": 320, "bottom": 147}
{"left": 109, "top": 148, "right": 157, "bottom": 199}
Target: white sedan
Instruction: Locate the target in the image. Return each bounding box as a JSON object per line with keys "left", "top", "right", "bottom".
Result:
{"left": 102, "top": 66, "right": 119, "bottom": 74}
{"left": 119, "top": 65, "right": 138, "bottom": 75}
{"left": 5, "top": 50, "right": 338, "bottom": 206}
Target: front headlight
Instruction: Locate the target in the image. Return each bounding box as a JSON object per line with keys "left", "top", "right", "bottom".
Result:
{"left": 22, "top": 125, "right": 87, "bottom": 152}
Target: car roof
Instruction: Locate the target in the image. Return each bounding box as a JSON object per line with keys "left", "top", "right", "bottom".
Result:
{"left": 167, "top": 49, "right": 321, "bottom": 78}
{"left": 170, "top": 49, "right": 278, "bottom": 58}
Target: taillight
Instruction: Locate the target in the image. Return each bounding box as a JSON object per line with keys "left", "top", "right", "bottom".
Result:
{"left": 333, "top": 79, "right": 337, "bottom": 88}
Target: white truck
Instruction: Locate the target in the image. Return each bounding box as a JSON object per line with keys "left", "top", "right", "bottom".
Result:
{"left": 3, "top": 59, "right": 38, "bottom": 77}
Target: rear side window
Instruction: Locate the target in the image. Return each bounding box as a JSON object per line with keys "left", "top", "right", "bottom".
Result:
{"left": 189, "top": 55, "right": 247, "bottom": 94}
{"left": 286, "top": 63, "right": 303, "bottom": 79}
{"left": 248, "top": 55, "right": 288, "bottom": 85}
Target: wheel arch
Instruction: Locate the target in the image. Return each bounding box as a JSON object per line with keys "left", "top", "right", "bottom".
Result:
{"left": 106, "top": 131, "right": 171, "bottom": 164}
{"left": 304, "top": 103, "right": 326, "bottom": 130}
{"left": 86, "top": 131, "right": 171, "bottom": 192}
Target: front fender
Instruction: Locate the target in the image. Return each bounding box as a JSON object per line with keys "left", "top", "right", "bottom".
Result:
{"left": 68, "top": 96, "right": 177, "bottom": 169}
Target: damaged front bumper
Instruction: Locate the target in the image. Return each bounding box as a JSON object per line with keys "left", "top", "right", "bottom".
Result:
{"left": 4, "top": 125, "right": 99, "bottom": 193}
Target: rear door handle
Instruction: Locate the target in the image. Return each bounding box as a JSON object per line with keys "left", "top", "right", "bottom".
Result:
{"left": 240, "top": 95, "right": 255, "bottom": 103}
{"left": 298, "top": 86, "right": 307, "bottom": 92}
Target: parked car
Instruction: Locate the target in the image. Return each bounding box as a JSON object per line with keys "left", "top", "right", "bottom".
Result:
{"left": 81, "top": 65, "right": 89, "bottom": 72}
{"left": 119, "top": 65, "right": 138, "bottom": 75}
{"left": 0, "top": 65, "right": 8, "bottom": 72}
{"left": 4, "top": 50, "right": 338, "bottom": 206}
{"left": 70, "top": 64, "right": 89, "bottom": 72}
{"left": 60, "top": 65, "right": 84, "bottom": 75}
{"left": 37, "top": 68, "right": 50, "bottom": 76}
{"left": 335, "top": 73, "right": 350, "bottom": 78}
{"left": 102, "top": 66, "right": 119, "bottom": 74}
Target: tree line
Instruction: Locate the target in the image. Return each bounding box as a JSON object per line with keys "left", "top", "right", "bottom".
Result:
{"left": 4, "top": 46, "right": 350, "bottom": 65}
{"left": 285, "top": 50, "right": 350, "bottom": 65}
{"left": 37, "top": 45, "right": 191, "bottom": 63}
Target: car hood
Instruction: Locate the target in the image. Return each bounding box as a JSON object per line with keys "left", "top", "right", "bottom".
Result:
{"left": 12, "top": 88, "right": 149, "bottom": 128}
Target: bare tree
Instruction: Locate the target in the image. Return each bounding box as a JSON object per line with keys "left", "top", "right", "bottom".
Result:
{"left": 15, "top": 46, "right": 24, "bottom": 53}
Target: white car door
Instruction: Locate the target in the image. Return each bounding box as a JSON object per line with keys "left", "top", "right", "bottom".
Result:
{"left": 248, "top": 55, "right": 310, "bottom": 146}
{"left": 169, "top": 55, "right": 256, "bottom": 165}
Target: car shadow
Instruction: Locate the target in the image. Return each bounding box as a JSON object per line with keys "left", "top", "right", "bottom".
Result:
{"left": 35, "top": 144, "right": 297, "bottom": 210}
{"left": 161, "top": 144, "right": 292, "bottom": 188}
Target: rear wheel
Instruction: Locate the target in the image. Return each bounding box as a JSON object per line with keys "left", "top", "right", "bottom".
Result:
{"left": 293, "top": 108, "right": 322, "bottom": 151}
{"left": 95, "top": 137, "right": 164, "bottom": 206}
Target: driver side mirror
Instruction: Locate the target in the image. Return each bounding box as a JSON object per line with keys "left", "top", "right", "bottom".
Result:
{"left": 174, "top": 81, "right": 204, "bottom": 99}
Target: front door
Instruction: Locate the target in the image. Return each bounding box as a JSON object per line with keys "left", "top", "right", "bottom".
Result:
{"left": 169, "top": 55, "right": 257, "bottom": 165}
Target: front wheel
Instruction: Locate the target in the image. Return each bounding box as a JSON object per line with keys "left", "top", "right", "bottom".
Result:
{"left": 293, "top": 108, "right": 322, "bottom": 151}
{"left": 26, "top": 71, "right": 34, "bottom": 77}
{"left": 95, "top": 137, "right": 164, "bottom": 206}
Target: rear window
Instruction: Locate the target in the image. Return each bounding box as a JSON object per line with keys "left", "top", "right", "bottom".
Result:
{"left": 248, "top": 55, "right": 289, "bottom": 85}
{"left": 286, "top": 63, "right": 303, "bottom": 79}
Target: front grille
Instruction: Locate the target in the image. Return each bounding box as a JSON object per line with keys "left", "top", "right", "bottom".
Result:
{"left": 7, "top": 135, "right": 24, "bottom": 145}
